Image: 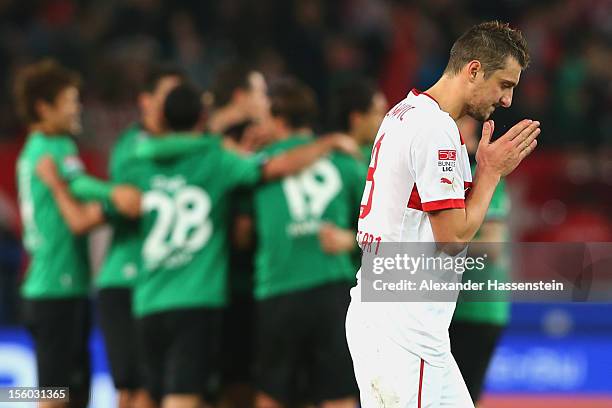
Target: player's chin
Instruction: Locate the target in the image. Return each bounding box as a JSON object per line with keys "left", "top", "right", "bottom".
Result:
{"left": 468, "top": 110, "right": 490, "bottom": 122}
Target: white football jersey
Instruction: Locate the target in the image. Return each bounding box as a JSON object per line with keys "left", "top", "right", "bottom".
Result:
{"left": 352, "top": 89, "right": 472, "bottom": 367}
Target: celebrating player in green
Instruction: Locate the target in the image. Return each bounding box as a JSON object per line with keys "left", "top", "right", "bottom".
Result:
{"left": 96, "top": 64, "right": 185, "bottom": 408}
{"left": 240, "top": 79, "right": 364, "bottom": 408}
{"left": 329, "top": 77, "right": 388, "bottom": 164}
{"left": 206, "top": 61, "right": 272, "bottom": 407}
{"left": 15, "top": 59, "right": 140, "bottom": 408}
{"left": 119, "top": 82, "right": 360, "bottom": 408}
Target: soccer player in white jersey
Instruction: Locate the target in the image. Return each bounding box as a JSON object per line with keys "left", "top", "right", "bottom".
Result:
{"left": 346, "top": 21, "right": 540, "bottom": 408}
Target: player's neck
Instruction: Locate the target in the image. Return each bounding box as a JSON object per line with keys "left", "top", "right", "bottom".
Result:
{"left": 348, "top": 129, "right": 361, "bottom": 144}
{"left": 425, "top": 76, "right": 466, "bottom": 121}
{"left": 353, "top": 131, "right": 371, "bottom": 146}
{"left": 30, "top": 123, "right": 62, "bottom": 136}
{"left": 292, "top": 127, "right": 313, "bottom": 137}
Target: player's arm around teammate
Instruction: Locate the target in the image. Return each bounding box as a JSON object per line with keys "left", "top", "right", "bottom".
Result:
{"left": 36, "top": 156, "right": 141, "bottom": 231}
{"left": 135, "top": 127, "right": 361, "bottom": 183}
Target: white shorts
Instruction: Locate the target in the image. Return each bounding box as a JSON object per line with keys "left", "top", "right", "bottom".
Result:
{"left": 346, "top": 300, "right": 474, "bottom": 408}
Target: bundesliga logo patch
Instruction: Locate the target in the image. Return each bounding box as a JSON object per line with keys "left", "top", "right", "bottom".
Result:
{"left": 438, "top": 150, "right": 456, "bottom": 160}
{"left": 438, "top": 150, "right": 456, "bottom": 172}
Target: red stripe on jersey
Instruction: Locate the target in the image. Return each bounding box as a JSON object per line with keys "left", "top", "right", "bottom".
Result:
{"left": 464, "top": 181, "right": 473, "bottom": 197}
{"left": 418, "top": 358, "right": 425, "bottom": 408}
{"left": 421, "top": 198, "right": 465, "bottom": 212}
{"left": 458, "top": 130, "right": 465, "bottom": 145}
{"left": 407, "top": 183, "right": 423, "bottom": 211}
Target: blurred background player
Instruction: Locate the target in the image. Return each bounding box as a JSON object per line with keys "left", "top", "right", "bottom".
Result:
{"left": 207, "top": 63, "right": 367, "bottom": 408}
{"left": 208, "top": 62, "right": 271, "bottom": 151}
{"left": 241, "top": 78, "right": 363, "bottom": 408}
{"left": 326, "top": 77, "right": 388, "bottom": 269}
{"left": 206, "top": 61, "right": 272, "bottom": 408}
{"left": 96, "top": 64, "right": 185, "bottom": 408}
{"left": 123, "top": 82, "right": 361, "bottom": 408}
{"left": 328, "top": 78, "right": 388, "bottom": 163}
{"left": 450, "top": 117, "right": 511, "bottom": 406}
{"left": 14, "top": 59, "right": 140, "bottom": 408}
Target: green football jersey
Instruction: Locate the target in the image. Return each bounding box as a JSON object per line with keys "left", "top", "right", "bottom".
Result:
{"left": 17, "top": 132, "right": 90, "bottom": 298}
{"left": 351, "top": 142, "right": 372, "bottom": 269}
{"left": 124, "top": 134, "right": 263, "bottom": 317}
{"left": 252, "top": 135, "right": 365, "bottom": 300}
{"left": 97, "top": 124, "right": 148, "bottom": 289}
{"left": 360, "top": 143, "right": 373, "bottom": 165}
{"left": 453, "top": 168, "right": 511, "bottom": 325}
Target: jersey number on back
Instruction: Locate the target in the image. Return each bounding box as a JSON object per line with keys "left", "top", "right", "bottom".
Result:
{"left": 282, "top": 159, "right": 341, "bottom": 221}
{"left": 142, "top": 186, "right": 212, "bottom": 269}
{"left": 360, "top": 133, "right": 384, "bottom": 218}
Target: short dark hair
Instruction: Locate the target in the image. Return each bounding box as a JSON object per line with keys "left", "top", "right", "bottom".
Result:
{"left": 163, "top": 83, "right": 203, "bottom": 132}
{"left": 142, "top": 63, "right": 186, "bottom": 93}
{"left": 13, "top": 59, "right": 81, "bottom": 124}
{"left": 329, "top": 78, "right": 378, "bottom": 132}
{"left": 444, "top": 21, "right": 530, "bottom": 77}
{"left": 210, "top": 62, "right": 252, "bottom": 108}
{"left": 269, "top": 78, "right": 317, "bottom": 130}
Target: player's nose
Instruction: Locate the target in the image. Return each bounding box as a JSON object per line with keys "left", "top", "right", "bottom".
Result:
{"left": 500, "top": 90, "right": 513, "bottom": 108}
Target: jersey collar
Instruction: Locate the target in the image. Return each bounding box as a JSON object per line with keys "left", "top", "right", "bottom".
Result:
{"left": 410, "top": 88, "right": 441, "bottom": 110}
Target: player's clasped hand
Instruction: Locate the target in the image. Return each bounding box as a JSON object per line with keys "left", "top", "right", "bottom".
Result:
{"left": 476, "top": 118, "right": 540, "bottom": 177}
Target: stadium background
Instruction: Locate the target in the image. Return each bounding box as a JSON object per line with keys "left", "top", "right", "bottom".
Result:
{"left": 0, "top": 0, "right": 611, "bottom": 407}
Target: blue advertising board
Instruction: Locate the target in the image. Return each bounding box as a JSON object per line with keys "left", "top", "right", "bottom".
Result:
{"left": 1, "top": 303, "right": 611, "bottom": 406}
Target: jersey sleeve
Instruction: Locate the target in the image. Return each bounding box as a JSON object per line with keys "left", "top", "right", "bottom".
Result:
{"left": 218, "top": 148, "right": 264, "bottom": 189}
{"left": 57, "top": 139, "right": 85, "bottom": 181}
{"left": 69, "top": 175, "right": 115, "bottom": 201}
{"left": 57, "top": 138, "right": 116, "bottom": 201}
{"left": 411, "top": 122, "right": 466, "bottom": 212}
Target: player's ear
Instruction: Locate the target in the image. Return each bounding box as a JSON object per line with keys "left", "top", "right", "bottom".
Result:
{"left": 466, "top": 60, "right": 481, "bottom": 82}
